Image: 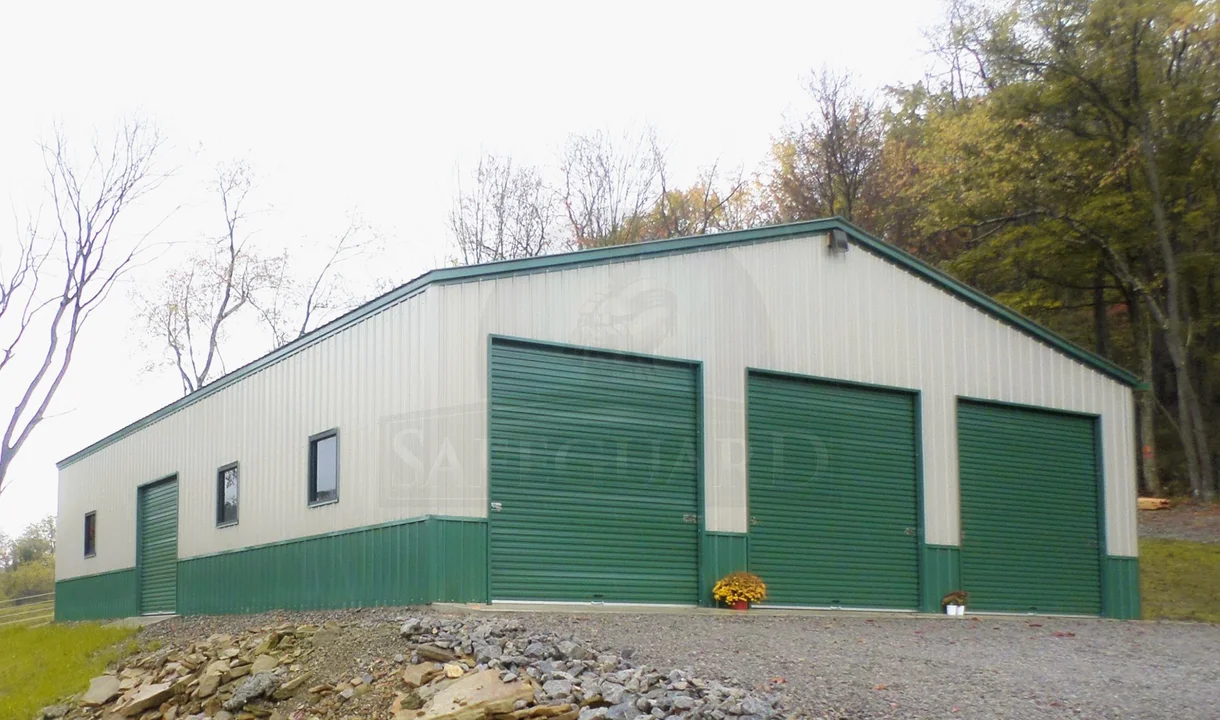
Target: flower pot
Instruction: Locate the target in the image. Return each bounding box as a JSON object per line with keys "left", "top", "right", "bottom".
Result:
{"left": 731, "top": 600, "right": 749, "bottom": 611}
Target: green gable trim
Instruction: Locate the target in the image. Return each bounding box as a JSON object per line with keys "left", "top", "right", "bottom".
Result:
{"left": 55, "top": 567, "right": 138, "bottom": 621}
{"left": 59, "top": 217, "right": 1139, "bottom": 470}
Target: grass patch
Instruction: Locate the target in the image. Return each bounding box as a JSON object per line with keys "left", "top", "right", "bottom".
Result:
{"left": 1141, "top": 538, "right": 1220, "bottom": 623}
{"left": 0, "top": 622, "right": 138, "bottom": 720}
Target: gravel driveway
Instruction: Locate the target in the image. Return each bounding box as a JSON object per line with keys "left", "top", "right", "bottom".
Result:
{"left": 539, "top": 610, "right": 1220, "bottom": 720}
{"left": 143, "top": 607, "right": 1220, "bottom": 720}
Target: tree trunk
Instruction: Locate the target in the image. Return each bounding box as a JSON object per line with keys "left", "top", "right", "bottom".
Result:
{"left": 1139, "top": 127, "right": 1213, "bottom": 499}
{"left": 1094, "top": 258, "right": 1110, "bottom": 357}
{"left": 1131, "top": 300, "right": 1161, "bottom": 495}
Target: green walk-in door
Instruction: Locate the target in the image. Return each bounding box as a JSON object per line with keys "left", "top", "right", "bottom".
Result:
{"left": 137, "top": 477, "right": 179, "bottom": 614}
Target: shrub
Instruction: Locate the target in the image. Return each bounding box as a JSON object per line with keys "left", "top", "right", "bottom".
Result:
{"left": 712, "top": 571, "right": 767, "bottom": 606}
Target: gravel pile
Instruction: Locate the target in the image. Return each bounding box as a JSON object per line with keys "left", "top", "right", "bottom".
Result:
{"left": 130, "top": 605, "right": 1220, "bottom": 719}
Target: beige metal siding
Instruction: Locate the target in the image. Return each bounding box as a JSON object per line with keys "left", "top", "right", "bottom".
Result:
{"left": 429, "top": 234, "right": 1137, "bottom": 554}
{"left": 57, "top": 231, "right": 1138, "bottom": 582}
{"left": 57, "top": 288, "right": 443, "bottom": 580}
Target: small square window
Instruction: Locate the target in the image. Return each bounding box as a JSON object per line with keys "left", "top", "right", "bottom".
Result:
{"left": 84, "top": 512, "right": 96, "bottom": 558}
{"left": 217, "top": 463, "right": 239, "bottom": 526}
{"left": 309, "top": 430, "right": 339, "bottom": 506}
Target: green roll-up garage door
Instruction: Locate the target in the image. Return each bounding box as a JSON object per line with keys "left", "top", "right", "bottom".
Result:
{"left": 138, "top": 477, "right": 179, "bottom": 614}
{"left": 958, "top": 401, "right": 1102, "bottom": 615}
{"left": 489, "top": 339, "right": 700, "bottom": 603}
{"left": 747, "top": 372, "right": 920, "bottom": 609}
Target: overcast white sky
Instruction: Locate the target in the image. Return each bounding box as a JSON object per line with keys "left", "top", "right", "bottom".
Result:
{"left": 0, "top": 0, "right": 947, "bottom": 537}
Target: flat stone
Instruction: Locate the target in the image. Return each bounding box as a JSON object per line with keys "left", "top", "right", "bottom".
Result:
{"left": 416, "top": 644, "right": 458, "bottom": 663}
{"left": 419, "top": 669, "right": 534, "bottom": 720}
{"left": 196, "top": 673, "right": 221, "bottom": 698}
{"left": 402, "top": 663, "right": 441, "bottom": 688}
{"left": 272, "top": 672, "right": 312, "bottom": 700}
{"left": 118, "top": 682, "right": 173, "bottom": 717}
{"left": 543, "top": 679, "right": 573, "bottom": 697}
{"left": 40, "top": 704, "right": 70, "bottom": 719}
{"left": 206, "top": 659, "right": 232, "bottom": 675}
{"left": 444, "top": 663, "right": 465, "bottom": 678}
{"left": 253, "top": 633, "right": 281, "bottom": 655}
{"left": 251, "top": 655, "right": 278, "bottom": 674}
{"left": 82, "top": 675, "right": 123, "bottom": 706}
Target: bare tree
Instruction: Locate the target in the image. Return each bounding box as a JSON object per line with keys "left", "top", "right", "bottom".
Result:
{"left": 449, "top": 153, "right": 558, "bottom": 264}
{"left": 135, "top": 161, "right": 279, "bottom": 394}
{"left": 252, "top": 212, "right": 381, "bottom": 347}
{"left": 560, "top": 128, "right": 665, "bottom": 248}
{"left": 0, "top": 121, "right": 165, "bottom": 497}
{"left": 138, "top": 161, "right": 380, "bottom": 393}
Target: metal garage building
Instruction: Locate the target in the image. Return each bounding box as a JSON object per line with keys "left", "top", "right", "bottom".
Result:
{"left": 54, "top": 218, "right": 1142, "bottom": 620}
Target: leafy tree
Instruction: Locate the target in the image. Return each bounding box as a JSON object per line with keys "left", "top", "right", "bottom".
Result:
{"left": 886, "top": 0, "right": 1220, "bottom": 497}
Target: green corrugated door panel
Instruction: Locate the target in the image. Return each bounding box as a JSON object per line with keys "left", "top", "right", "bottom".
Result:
{"left": 489, "top": 340, "right": 700, "bottom": 604}
{"left": 958, "top": 401, "right": 1102, "bottom": 615}
{"left": 138, "top": 478, "right": 179, "bottom": 615}
{"left": 747, "top": 373, "right": 920, "bottom": 609}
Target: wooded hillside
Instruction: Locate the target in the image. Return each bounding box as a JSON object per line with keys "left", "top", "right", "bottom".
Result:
{"left": 449, "top": 0, "right": 1220, "bottom": 499}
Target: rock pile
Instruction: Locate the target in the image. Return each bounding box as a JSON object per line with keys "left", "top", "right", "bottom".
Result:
{"left": 52, "top": 621, "right": 333, "bottom": 720}
{"left": 40, "top": 614, "right": 783, "bottom": 720}
{"left": 396, "top": 616, "right": 782, "bottom": 720}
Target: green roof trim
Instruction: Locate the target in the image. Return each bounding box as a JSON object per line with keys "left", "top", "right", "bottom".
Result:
{"left": 57, "top": 216, "right": 1139, "bottom": 469}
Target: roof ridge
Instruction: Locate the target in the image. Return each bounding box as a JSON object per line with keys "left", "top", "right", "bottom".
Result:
{"left": 57, "top": 216, "right": 1138, "bottom": 469}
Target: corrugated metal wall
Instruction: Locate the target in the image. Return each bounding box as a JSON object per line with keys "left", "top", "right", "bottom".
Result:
{"left": 430, "top": 234, "right": 1137, "bottom": 554}
{"left": 58, "top": 230, "right": 1138, "bottom": 582}
{"left": 57, "top": 288, "right": 444, "bottom": 580}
